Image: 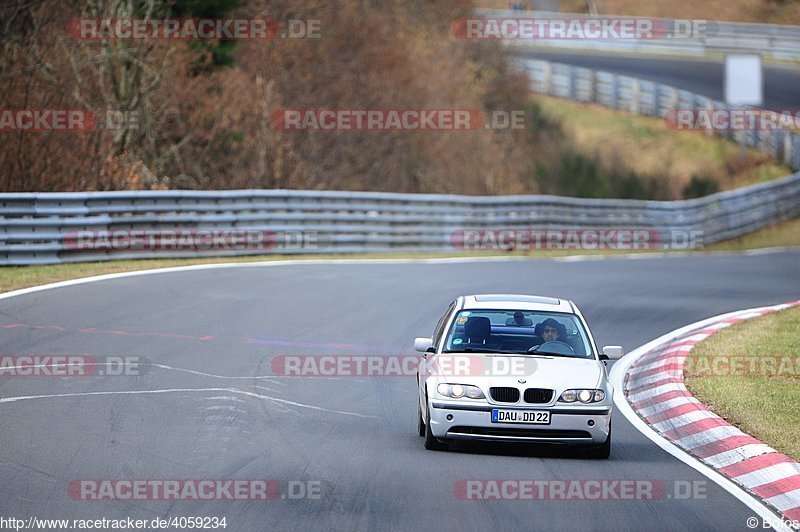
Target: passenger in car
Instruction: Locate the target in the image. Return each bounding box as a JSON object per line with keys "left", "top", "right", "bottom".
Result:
{"left": 506, "top": 311, "right": 533, "bottom": 326}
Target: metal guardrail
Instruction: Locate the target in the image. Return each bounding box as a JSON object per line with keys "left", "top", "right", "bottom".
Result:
{"left": 476, "top": 9, "right": 800, "bottom": 61}
{"left": 1, "top": 175, "right": 799, "bottom": 265}
{"left": 521, "top": 59, "right": 800, "bottom": 171}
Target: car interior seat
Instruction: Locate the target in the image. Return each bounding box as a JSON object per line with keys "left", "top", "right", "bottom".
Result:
{"left": 463, "top": 317, "right": 500, "bottom": 348}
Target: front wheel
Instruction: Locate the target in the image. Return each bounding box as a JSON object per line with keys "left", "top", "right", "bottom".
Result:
{"left": 424, "top": 404, "right": 448, "bottom": 451}
{"left": 585, "top": 427, "right": 611, "bottom": 459}
{"left": 417, "top": 404, "right": 426, "bottom": 437}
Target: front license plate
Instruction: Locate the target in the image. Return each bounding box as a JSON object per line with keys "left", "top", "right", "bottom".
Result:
{"left": 491, "top": 409, "right": 551, "bottom": 424}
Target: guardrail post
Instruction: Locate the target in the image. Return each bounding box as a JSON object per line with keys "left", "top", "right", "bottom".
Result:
{"left": 611, "top": 75, "right": 619, "bottom": 109}
{"left": 793, "top": 134, "right": 800, "bottom": 170}
{"left": 666, "top": 86, "right": 678, "bottom": 116}
{"left": 543, "top": 61, "right": 552, "bottom": 95}
{"left": 705, "top": 101, "right": 716, "bottom": 138}
{"left": 630, "top": 79, "right": 639, "bottom": 115}
{"left": 567, "top": 66, "right": 575, "bottom": 100}
{"left": 780, "top": 131, "right": 790, "bottom": 166}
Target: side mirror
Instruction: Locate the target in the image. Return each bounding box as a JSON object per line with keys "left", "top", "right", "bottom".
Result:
{"left": 601, "top": 346, "right": 624, "bottom": 360}
{"left": 414, "top": 337, "right": 434, "bottom": 353}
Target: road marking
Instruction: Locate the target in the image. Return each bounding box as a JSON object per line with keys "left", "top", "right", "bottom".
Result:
{"left": 0, "top": 387, "right": 377, "bottom": 418}
{"left": 2, "top": 251, "right": 798, "bottom": 304}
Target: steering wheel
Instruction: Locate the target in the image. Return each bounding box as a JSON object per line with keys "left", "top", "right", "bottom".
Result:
{"left": 528, "top": 340, "right": 575, "bottom": 355}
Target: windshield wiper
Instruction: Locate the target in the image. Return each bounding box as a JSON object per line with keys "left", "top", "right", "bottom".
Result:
{"left": 443, "top": 348, "right": 555, "bottom": 356}
{"left": 443, "top": 347, "right": 533, "bottom": 354}
{"left": 527, "top": 350, "right": 583, "bottom": 358}
{"left": 442, "top": 347, "right": 503, "bottom": 353}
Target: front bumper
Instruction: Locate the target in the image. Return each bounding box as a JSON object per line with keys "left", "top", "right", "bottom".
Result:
{"left": 428, "top": 401, "right": 611, "bottom": 445}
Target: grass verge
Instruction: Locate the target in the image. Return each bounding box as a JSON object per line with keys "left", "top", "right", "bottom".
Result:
{"left": 685, "top": 305, "right": 800, "bottom": 461}
{"left": 704, "top": 218, "right": 800, "bottom": 252}
{"left": 535, "top": 95, "right": 792, "bottom": 199}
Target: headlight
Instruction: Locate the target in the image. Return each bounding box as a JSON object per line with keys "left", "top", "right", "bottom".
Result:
{"left": 466, "top": 386, "right": 484, "bottom": 399}
{"left": 560, "top": 389, "right": 577, "bottom": 403}
{"left": 577, "top": 390, "right": 593, "bottom": 403}
{"left": 558, "top": 389, "right": 606, "bottom": 404}
{"left": 437, "top": 383, "right": 485, "bottom": 400}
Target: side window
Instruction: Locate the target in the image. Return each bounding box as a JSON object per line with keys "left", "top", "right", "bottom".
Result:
{"left": 432, "top": 302, "right": 456, "bottom": 348}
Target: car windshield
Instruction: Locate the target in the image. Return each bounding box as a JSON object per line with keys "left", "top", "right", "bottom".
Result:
{"left": 443, "top": 309, "right": 594, "bottom": 359}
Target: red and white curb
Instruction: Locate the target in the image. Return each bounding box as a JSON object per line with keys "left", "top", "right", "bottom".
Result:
{"left": 613, "top": 301, "right": 800, "bottom": 528}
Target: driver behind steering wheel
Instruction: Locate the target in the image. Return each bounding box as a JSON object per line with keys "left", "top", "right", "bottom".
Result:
{"left": 540, "top": 318, "right": 563, "bottom": 343}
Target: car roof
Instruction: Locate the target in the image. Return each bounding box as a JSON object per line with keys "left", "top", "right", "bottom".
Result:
{"left": 460, "top": 294, "right": 575, "bottom": 313}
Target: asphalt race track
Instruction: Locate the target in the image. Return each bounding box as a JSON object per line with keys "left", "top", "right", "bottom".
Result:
{"left": 517, "top": 50, "right": 800, "bottom": 109}
{"left": 1, "top": 251, "right": 799, "bottom": 530}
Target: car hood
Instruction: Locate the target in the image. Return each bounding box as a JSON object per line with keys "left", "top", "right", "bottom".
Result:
{"left": 431, "top": 353, "right": 604, "bottom": 391}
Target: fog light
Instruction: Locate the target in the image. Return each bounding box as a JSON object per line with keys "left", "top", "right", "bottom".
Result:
{"left": 587, "top": 420, "right": 595, "bottom": 427}
{"left": 446, "top": 414, "right": 454, "bottom": 422}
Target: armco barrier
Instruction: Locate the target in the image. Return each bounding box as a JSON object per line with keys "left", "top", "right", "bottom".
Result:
{"left": 476, "top": 9, "right": 800, "bottom": 62}
{"left": 1, "top": 172, "right": 799, "bottom": 265}
{"left": 521, "top": 59, "right": 800, "bottom": 171}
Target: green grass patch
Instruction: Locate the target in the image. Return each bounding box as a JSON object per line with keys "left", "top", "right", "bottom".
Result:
{"left": 704, "top": 218, "right": 800, "bottom": 252}
{"left": 534, "top": 95, "right": 792, "bottom": 199}
{"left": 685, "top": 305, "right": 800, "bottom": 460}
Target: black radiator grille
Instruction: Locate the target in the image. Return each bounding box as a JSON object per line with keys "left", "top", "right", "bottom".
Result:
{"left": 490, "top": 387, "right": 520, "bottom": 403}
{"left": 524, "top": 388, "right": 554, "bottom": 404}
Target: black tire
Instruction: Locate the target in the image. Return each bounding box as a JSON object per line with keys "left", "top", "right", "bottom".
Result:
{"left": 424, "top": 404, "right": 448, "bottom": 451}
{"left": 585, "top": 427, "right": 611, "bottom": 459}
{"left": 417, "top": 404, "right": 426, "bottom": 437}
